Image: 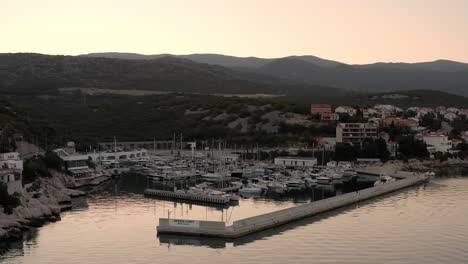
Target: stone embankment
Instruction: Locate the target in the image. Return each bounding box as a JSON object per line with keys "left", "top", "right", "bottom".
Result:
{"left": 0, "top": 170, "right": 89, "bottom": 241}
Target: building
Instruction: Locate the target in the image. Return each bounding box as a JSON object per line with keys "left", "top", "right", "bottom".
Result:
{"left": 320, "top": 113, "right": 339, "bottom": 121}
{"left": 0, "top": 152, "right": 23, "bottom": 170}
{"left": 0, "top": 152, "right": 23, "bottom": 194}
{"left": 444, "top": 113, "right": 458, "bottom": 121}
{"left": 361, "top": 108, "right": 369, "bottom": 119}
{"left": 335, "top": 106, "right": 357, "bottom": 116}
{"left": 383, "top": 117, "right": 418, "bottom": 128}
{"left": 452, "top": 139, "right": 462, "bottom": 148}
{"left": 274, "top": 157, "right": 317, "bottom": 167}
{"left": 387, "top": 141, "right": 399, "bottom": 157}
{"left": 313, "top": 137, "right": 337, "bottom": 151}
{"left": 310, "top": 104, "right": 332, "bottom": 115}
{"left": 336, "top": 123, "right": 378, "bottom": 144}
{"left": 417, "top": 133, "right": 452, "bottom": 153}
{"left": 54, "top": 148, "right": 148, "bottom": 179}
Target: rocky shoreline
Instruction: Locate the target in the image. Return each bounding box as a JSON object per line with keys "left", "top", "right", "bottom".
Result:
{"left": 356, "top": 158, "right": 468, "bottom": 175}
{"left": 0, "top": 171, "right": 111, "bottom": 242}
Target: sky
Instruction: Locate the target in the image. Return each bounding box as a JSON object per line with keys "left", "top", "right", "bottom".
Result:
{"left": 1, "top": 0, "right": 468, "bottom": 64}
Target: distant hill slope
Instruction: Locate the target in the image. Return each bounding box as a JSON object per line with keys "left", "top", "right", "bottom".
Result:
{"left": 256, "top": 58, "right": 468, "bottom": 96}
{"left": 0, "top": 53, "right": 344, "bottom": 96}
{"left": 81, "top": 52, "right": 342, "bottom": 68}
{"left": 82, "top": 52, "right": 468, "bottom": 96}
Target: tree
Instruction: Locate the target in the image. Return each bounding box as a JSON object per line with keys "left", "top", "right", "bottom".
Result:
{"left": 334, "top": 143, "right": 358, "bottom": 161}
{"left": 0, "top": 123, "right": 16, "bottom": 153}
{"left": 0, "top": 182, "right": 20, "bottom": 214}
{"left": 43, "top": 150, "right": 64, "bottom": 170}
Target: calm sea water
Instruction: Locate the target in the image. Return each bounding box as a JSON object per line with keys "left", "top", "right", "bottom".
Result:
{"left": 1, "top": 172, "right": 468, "bottom": 264}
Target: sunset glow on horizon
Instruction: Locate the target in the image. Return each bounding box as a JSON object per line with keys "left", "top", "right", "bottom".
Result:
{"left": 2, "top": 0, "right": 468, "bottom": 64}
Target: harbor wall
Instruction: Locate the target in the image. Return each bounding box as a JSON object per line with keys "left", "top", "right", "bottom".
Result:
{"left": 157, "top": 175, "right": 428, "bottom": 238}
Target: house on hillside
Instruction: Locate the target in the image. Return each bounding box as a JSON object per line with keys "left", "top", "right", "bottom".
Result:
{"left": 0, "top": 152, "right": 23, "bottom": 194}
{"left": 335, "top": 106, "right": 356, "bottom": 116}
{"left": 383, "top": 117, "right": 418, "bottom": 128}
{"left": 310, "top": 104, "right": 332, "bottom": 115}
{"left": 444, "top": 112, "right": 458, "bottom": 121}
{"left": 320, "top": 113, "right": 339, "bottom": 121}
{"left": 360, "top": 108, "right": 369, "bottom": 119}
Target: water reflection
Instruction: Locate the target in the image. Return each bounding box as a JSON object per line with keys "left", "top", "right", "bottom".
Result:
{"left": 2, "top": 173, "right": 468, "bottom": 264}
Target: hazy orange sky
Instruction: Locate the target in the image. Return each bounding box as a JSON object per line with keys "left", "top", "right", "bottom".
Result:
{"left": 2, "top": 0, "right": 468, "bottom": 64}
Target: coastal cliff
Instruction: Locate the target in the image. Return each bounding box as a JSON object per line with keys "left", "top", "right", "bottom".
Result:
{"left": 0, "top": 170, "right": 107, "bottom": 241}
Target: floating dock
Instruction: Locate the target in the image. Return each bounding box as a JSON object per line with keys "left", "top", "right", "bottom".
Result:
{"left": 157, "top": 174, "right": 429, "bottom": 238}
{"left": 144, "top": 189, "right": 230, "bottom": 204}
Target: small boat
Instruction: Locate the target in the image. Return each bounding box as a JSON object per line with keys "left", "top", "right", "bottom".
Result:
{"left": 285, "top": 180, "right": 304, "bottom": 190}
{"left": 317, "top": 176, "right": 332, "bottom": 185}
{"left": 267, "top": 182, "right": 287, "bottom": 194}
{"left": 239, "top": 187, "right": 263, "bottom": 194}
{"left": 373, "top": 175, "right": 396, "bottom": 186}
{"left": 425, "top": 171, "right": 436, "bottom": 177}
{"left": 223, "top": 192, "right": 240, "bottom": 201}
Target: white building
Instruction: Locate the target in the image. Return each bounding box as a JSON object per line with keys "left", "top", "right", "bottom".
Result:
{"left": 274, "top": 157, "right": 317, "bottom": 167}
{"left": 0, "top": 152, "right": 23, "bottom": 170}
{"left": 0, "top": 152, "right": 23, "bottom": 194}
{"left": 446, "top": 107, "right": 460, "bottom": 113}
{"left": 418, "top": 133, "right": 452, "bottom": 153}
{"left": 54, "top": 148, "right": 148, "bottom": 179}
{"left": 335, "top": 106, "right": 357, "bottom": 116}
{"left": 444, "top": 112, "right": 458, "bottom": 121}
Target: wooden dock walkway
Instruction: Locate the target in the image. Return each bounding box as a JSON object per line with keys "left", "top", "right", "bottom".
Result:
{"left": 144, "top": 189, "right": 230, "bottom": 204}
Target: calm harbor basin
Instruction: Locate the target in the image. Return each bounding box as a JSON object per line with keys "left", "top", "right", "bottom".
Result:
{"left": 1, "top": 173, "right": 468, "bottom": 264}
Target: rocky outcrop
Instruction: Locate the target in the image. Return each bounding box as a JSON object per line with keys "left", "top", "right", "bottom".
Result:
{"left": 0, "top": 170, "right": 86, "bottom": 241}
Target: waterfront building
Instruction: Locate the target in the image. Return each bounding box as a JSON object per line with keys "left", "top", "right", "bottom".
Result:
{"left": 54, "top": 147, "right": 148, "bottom": 179}
{"left": 274, "top": 157, "right": 317, "bottom": 167}
{"left": 336, "top": 123, "right": 378, "bottom": 144}
{"left": 416, "top": 133, "right": 452, "bottom": 153}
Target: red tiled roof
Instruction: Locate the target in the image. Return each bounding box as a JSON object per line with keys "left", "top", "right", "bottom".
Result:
{"left": 338, "top": 106, "right": 355, "bottom": 110}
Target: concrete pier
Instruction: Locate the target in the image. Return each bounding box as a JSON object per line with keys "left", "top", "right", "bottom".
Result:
{"left": 144, "top": 189, "right": 230, "bottom": 204}
{"left": 157, "top": 174, "right": 429, "bottom": 238}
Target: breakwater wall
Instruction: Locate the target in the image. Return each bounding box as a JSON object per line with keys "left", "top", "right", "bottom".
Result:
{"left": 157, "top": 174, "right": 429, "bottom": 238}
